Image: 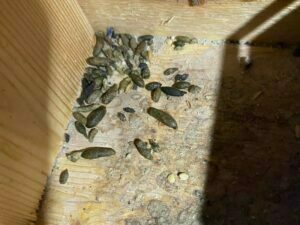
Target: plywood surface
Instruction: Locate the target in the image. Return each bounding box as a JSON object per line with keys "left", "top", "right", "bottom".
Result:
{"left": 39, "top": 40, "right": 300, "bottom": 224}
{"left": 0, "top": 1, "right": 93, "bottom": 224}
{"left": 78, "top": 0, "right": 300, "bottom": 45}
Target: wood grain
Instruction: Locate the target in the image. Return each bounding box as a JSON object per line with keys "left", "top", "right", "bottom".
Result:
{"left": 1, "top": 0, "right": 297, "bottom": 224}
{"left": 0, "top": 0, "right": 93, "bottom": 224}
{"left": 38, "top": 38, "right": 300, "bottom": 224}
{"left": 77, "top": 0, "right": 300, "bottom": 45}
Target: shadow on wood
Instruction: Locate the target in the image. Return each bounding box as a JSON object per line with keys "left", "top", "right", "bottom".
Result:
{"left": 202, "top": 0, "right": 300, "bottom": 224}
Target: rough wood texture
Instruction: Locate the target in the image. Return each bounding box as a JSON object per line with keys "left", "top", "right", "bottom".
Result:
{"left": 0, "top": 0, "right": 93, "bottom": 224}
{"left": 77, "top": 0, "right": 300, "bottom": 45}
{"left": 38, "top": 39, "right": 300, "bottom": 224}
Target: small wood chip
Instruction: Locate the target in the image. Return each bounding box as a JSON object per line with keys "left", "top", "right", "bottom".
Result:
{"left": 161, "top": 16, "right": 175, "bottom": 25}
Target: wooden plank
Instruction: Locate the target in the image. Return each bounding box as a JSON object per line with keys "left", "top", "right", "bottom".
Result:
{"left": 0, "top": 0, "right": 93, "bottom": 224}
{"left": 38, "top": 37, "right": 300, "bottom": 224}
{"left": 77, "top": 0, "right": 300, "bottom": 45}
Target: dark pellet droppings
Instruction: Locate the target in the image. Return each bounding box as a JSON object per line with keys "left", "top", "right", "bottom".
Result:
{"left": 86, "top": 89, "right": 102, "bottom": 104}
{"left": 118, "top": 77, "right": 132, "bottom": 93}
{"left": 174, "top": 45, "right": 184, "bottom": 51}
{"left": 189, "top": 38, "right": 198, "bottom": 44}
{"left": 81, "top": 147, "right": 116, "bottom": 159}
{"left": 86, "top": 57, "right": 110, "bottom": 67}
{"left": 129, "top": 37, "right": 138, "bottom": 51}
{"left": 92, "top": 68, "right": 107, "bottom": 78}
{"left": 175, "top": 73, "right": 189, "bottom": 81}
{"left": 188, "top": 85, "right": 202, "bottom": 94}
{"left": 139, "top": 63, "right": 150, "bottom": 79}
{"left": 101, "top": 84, "right": 118, "bottom": 104}
{"left": 88, "top": 128, "right": 98, "bottom": 143}
{"left": 103, "top": 36, "right": 114, "bottom": 46}
{"left": 75, "top": 121, "right": 87, "bottom": 137}
{"left": 123, "top": 107, "right": 135, "bottom": 113}
{"left": 102, "top": 48, "right": 113, "bottom": 60}
{"left": 120, "top": 34, "right": 130, "bottom": 48}
{"left": 151, "top": 88, "right": 161, "bottom": 102}
{"left": 134, "top": 138, "right": 153, "bottom": 160}
{"left": 125, "top": 59, "right": 134, "bottom": 70}
{"left": 174, "top": 40, "right": 186, "bottom": 46}
{"left": 125, "top": 33, "right": 132, "bottom": 39}
{"left": 138, "top": 35, "right": 154, "bottom": 42}
{"left": 64, "top": 133, "right": 70, "bottom": 143}
{"left": 76, "top": 96, "right": 85, "bottom": 106}
{"left": 138, "top": 62, "right": 148, "bottom": 70}
{"left": 141, "top": 67, "right": 150, "bottom": 79}
{"left": 80, "top": 78, "right": 95, "bottom": 101}
{"left": 85, "top": 67, "right": 94, "bottom": 74}
{"left": 147, "top": 107, "right": 177, "bottom": 129}
{"left": 173, "top": 40, "right": 185, "bottom": 50}
{"left": 145, "top": 82, "right": 162, "bottom": 91}
{"left": 117, "top": 112, "right": 127, "bottom": 122}
{"left": 73, "top": 103, "right": 100, "bottom": 113}
{"left": 141, "top": 51, "right": 150, "bottom": 61}
{"left": 174, "top": 39, "right": 185, "bottom": 46}
{"left": 73, "top": 112, "right": 87, "bottom": 125}
{"left": 93, "top": 32, "right": 104, "bottom": 56}
{"left": 175, "top": 36, "right": 191, "bottom": 43}
{"left": 135, "top": 40, "right": 147, "bottom": 55}
{"left": 132, "top": 83, "right": 138, "bottom": 90}
{"left": 130, "top": 73, "right": 145, "bottom": 88}
{"left": 164, "top": 67, "right": 178, "bottom": 76}
{"left": 147, "top": 39, "right": 154, "bottom": 45}
{"left": 106, "top": 65, "right": 113, "bottom": 76}
{"left": 94, "top": 77, "right": 104, "bottom": 90}
{"left": 86, "top": 105, "right": 106, "bottom": 128}
{"left": 59, "top": 169, "right": 69, "bottom": 184}
{"left": 161, "top": 86, "right": 186, "bottom": 96}
{"left": 172, "top": 81, "right": 191, "bottom": 89}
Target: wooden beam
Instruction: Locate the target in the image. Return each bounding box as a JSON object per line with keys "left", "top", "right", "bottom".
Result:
{"left": 0, "top": 0, "right": 93, "bottom": 224}
{"left": 78, "top": 0, "right": 300, "bottom": 45}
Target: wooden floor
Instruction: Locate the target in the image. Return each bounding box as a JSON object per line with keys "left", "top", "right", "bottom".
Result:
{"left": 38, "top": 41, "right": 300, "bottom": 225}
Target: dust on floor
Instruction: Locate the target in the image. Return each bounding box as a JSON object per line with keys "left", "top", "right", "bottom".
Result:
{"left": 38, "top": 38, "right": 300, "bottom": 225}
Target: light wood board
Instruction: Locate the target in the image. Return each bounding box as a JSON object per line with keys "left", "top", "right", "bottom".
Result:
{"left": 0, "top": 1, "right": 93, "bottom": 224}
{"left": 77, "top": 0, "right": 300, "bottom": 45}
{"left": 38, "top": 40, "right": 300, "bottom": 224}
